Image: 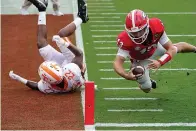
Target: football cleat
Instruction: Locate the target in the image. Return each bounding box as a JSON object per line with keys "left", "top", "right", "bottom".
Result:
{"left": 77, "top": 0, "right": 89, "bottom": 23}
{"left": 27, "top": 0, "right": 48, "bottom": 12}
{"left": 151, "top": 79, "right": 157, "bottom": 89}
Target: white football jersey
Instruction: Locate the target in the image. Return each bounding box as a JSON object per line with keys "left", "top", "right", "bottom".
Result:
{"left": 37, "top": 63, "right": 84, "bottom": 94}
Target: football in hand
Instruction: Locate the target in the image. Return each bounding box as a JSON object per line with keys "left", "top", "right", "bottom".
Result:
{"left": 131, "top": 66, "right": 145, "bottom": 76}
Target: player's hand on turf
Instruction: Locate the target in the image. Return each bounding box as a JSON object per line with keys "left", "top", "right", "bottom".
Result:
{"left": 147, "top": 59, "right": 161, "bottom": 71}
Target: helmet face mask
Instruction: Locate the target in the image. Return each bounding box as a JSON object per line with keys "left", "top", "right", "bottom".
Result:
{"left": 38, "top": 61, "right": 63, "bottom": 84}
{"left": 125, "top": 9, "right": 149, "bottom": 44}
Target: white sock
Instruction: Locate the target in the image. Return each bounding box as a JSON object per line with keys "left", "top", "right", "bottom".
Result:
{"left": 38, "top": 12, "right": 46, "bottom": 25}
{"left": 9, "top": 71, "right": 28, "bottom": 84}
{"left": 72, "top": 17, "right": 82, "bottom": 28}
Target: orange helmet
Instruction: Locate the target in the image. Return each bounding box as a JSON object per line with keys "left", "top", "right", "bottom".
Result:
{"left": 38, "top": 61, "right": 63, "bottom": 84}
{"left": 125, "top": 9, "right": 149, "bottom": 44}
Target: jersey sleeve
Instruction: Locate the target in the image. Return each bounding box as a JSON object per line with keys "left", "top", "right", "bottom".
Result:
{"left": 116, "top": 32, "right": 132, "bottom": 51}
{"left": 117, "top": 48, "right": 129, "bottom": 58}
{"left": 159, "top": 31, "right": 170, "bottom": 45}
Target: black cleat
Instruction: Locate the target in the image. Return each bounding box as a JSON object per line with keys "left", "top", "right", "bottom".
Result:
{"left": 151, "top": 79, "right": 157, "bottom": 89}
{"left": 77, "top": 0, "right": 89, "bottom": 23}
{"left": 27, "top": 0, "right": 48, "bottom": 12}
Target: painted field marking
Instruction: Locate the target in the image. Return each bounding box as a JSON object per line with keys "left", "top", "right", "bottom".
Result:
{"left": 87, "top": 3, "right": 114, "bottom": 5}
{"left": 103, "top": 87, "right": 139, "bottom": 90}
{"left": 99, "top": 68, "right": 196, "bottom": 72}
{"left": 97, "top": 61, "right": 129, "bottom": 63}
{"left": 91, "top": 25, "right": 124, "bottom": 27}
{"left": 92, "top": 34, "right": 196, "bottom": 37}
{"left": 88, "top": 6, "right": 115, "bottom": 8}
{"left": 94, "top": 47, "right": 116, "bottom": 49}
{"left": 93, "top": 41, "right": 116, "bottom": 43}
{"left": 88, "top": 9, "right": 116, "bottom": 12}
{"left": 91, "top": 30, "right": 122, "bottom": 32}
{"left": 90, "top": 21, "right": 122, "bottom": 23}
{"left": 90, "top": 16, "right": 120, "bottom": 19}
{"left": 108, "top": 109, "right": 163, "bottom": 112}
{"left": 95, "top": 123, "right": 196, "bottom": 127}
{"left": 89, "top": 12, "right": 196, "bottom": 15}
{"left": 96, "top": 53, "right": 115, "bottom": 56}
{"left": 105, "top": 98, "right": 158, "bottom": 100}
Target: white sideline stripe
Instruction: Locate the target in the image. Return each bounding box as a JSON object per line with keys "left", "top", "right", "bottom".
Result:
{"left": 92, "top": 35, "right": 196, "bottom": 37}
{"left": 97, "top": 61, "right": 129, "bottom": 63}
{"left": 95, "top": 123, "right": 196, "bottom": 127}
{"left": 90, "top": 21, "right": 122, "bottom": 23}
{"left": 99, "top": 68, "right": 196, "bottom": 72}
{"left": 89, "top": 12, "right": 196, "bottom": 15}
{"left": 103, "top": 87, "right": 139, "bottom": 90}
{"left": 93, "top": 41, "right": 116, "bottom": 43}
{"left": 108, "top": 109, "right": 163, "bottom": 112}
{"left": 105, "top": 98, "right": 158, "bottom": 100}
{"left": 88, "top": 6, "right": 115, "bottom": 8}
{"left": 101, "top": 77, "right": 126, "bottom": 80}
{"left": 88, "top": 9, "right": 116, "bottom": 12}
{"left": 91, "top": 30, "right": 122, "bottom": 32}
{"left": 94, "top": 47, "right": 116, "bottom": 49}
{"left": 90, "top": 16, "right": 120, "bottom": 19}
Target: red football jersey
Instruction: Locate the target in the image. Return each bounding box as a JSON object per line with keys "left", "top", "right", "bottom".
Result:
{"left": 117, "top": 18, "right": 164, "bottom": 60}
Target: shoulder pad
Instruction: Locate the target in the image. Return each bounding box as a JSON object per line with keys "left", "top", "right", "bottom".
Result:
{"left": 149, "top": 18, "right": 165, "bottom": 33}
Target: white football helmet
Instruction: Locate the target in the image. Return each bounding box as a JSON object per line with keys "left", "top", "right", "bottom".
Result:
{"left": 38, "top": 61, "right": 63, "bottom": 84}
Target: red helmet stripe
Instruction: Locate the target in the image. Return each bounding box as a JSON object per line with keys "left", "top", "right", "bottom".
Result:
{"left": 41, "top": 65, "right": 61, "bottom": 81}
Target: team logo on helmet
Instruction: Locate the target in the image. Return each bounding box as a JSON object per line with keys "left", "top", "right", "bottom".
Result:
{"left": 38, "top": 61, "right": 63, "bottom": 84}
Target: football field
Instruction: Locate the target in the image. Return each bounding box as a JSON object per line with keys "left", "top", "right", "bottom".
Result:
{"left": 82, "top": 0, "right": 196, "bottom": 130}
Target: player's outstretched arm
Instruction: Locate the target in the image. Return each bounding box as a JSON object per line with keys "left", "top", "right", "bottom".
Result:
{"left": 9, "top": 71, "right": 39, "bottom": 90}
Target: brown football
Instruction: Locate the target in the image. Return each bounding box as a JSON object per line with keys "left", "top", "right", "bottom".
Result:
{"left": 131, "top": 66, "right": 145, "bottom": 75}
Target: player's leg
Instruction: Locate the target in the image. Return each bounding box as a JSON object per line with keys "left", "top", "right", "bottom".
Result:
{"left": 9, "top": 71, "right": 39, "bottom": 90}
{"left": 50, "top": 0, "right": 63, "bottom": 16}
{"left": 20, "top": 0, "right": 32, "bottom": 15}
{"left": 174, "top": 42, "right": 196, "bottom": 53}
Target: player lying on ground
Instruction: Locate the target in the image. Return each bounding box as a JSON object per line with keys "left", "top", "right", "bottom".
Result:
{"left": 9, "top": 0, "right": 89, "bottom": 94}
{"left": 113, "top": 9, "right": 196, "bottom": 93}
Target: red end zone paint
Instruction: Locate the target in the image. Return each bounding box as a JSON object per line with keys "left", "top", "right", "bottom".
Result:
{"left": 85, "top": 81, "right": 95, "bottom": 125}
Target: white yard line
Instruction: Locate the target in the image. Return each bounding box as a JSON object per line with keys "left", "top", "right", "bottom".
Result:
{"left": 91, "top": 30, "right": 122, "bottom": 32}
{"left": 105, "top": 98, "right": 158, "bottom": 100}
{"left": 87, "top": 3, "right": 114, "bottom": 5}
{"left": 94, "top": 47, "right": 116, "bottom": 49}
{"left": 96, "top": 54, "right": 116, "bottom": 56}
{"left": 92, "top": 35, "right": 196, "bottom": 37}
{"left": 103, "top": 87, "right": 139, "bottom": 90}
{"left": 90, "top": 16, "right": 120, "bottom": 19}
{"left": 97, "top": 61, "right": 129, "bottom": 63}
{"left": 108, "top": 109, "right": 163, "bottom": 112}
{"left": 93, "top": 41, "right": 116, "bottom": 43}
{"left": 90, "top": 21, "right": 122, "bottom": 23}
{"left": 88, "top": 6, "right": 115, "bottom": 8}
{"left": 89, "top": 12, "right": 196, "bottom": 15}
{"left": 88, "top": 9, "right": 116, "bottom": 12}
{"left": 95, "top": 123, "right": 196, "bottom": 127}
{"left": 91, "top": 25, "right": 124, "bottom": 27}
{"left": 99, "top": 68, "right": 196, "bottom": 72}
